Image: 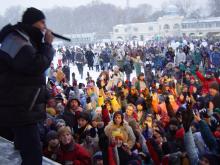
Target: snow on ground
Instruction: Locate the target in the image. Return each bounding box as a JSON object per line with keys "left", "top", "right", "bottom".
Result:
{"left": 0, "top": 137, "right": 61, "bottom": 165}
{"left": 52, "top": 54, "right": 145, "bottom": 85}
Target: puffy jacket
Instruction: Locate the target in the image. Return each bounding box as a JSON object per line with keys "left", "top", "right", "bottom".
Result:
{"left": 0, "top": 23, "right": 54, "bottom": 126}
{"left": 58, "top": 142, "right": 91, "bottom": 165}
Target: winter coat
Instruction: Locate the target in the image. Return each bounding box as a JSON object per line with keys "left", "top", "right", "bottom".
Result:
{"left": 198, "top": 120, "right": 218, "bottom": 152}
{"left": 58, "top": 107, "right": 82, "bottom": 132}
{"left": 104, "top": 121, "right": 136, "bottom": 149}
{"left": 165, "top": 50, "right": 175, "bottom": 63}
{"left": 184, "top": 129, "right": 199, "bottom": 165}
{"left": 210, "top": 51, "right": 220, "bottom": 66}
{"left": 85, "top": 50, "right": 94, "bottom": 66}
{"left": 193, "top": 50, "right": 202, "bottom": 65}
{"left": 196, "top": 71, "right": 220, "bottom": 94}
{"left": 56, "top": 69, "right": 65, "bottom": 83}
{"left": 100, "top": 50, "right": 110, "bottom": 63}
{"left": 102, "top": 107, "right": 111, "bottom": 126}
{"left": 58, "top": 142, "right": 91, "bottom": 165}
{"left": 62, "top": 65, "right": 70, "bottom": 82}
{"left": 0, "top": 23, "right": 54, "bottom": 126}
{"left": 153, "top": 55, "right": 166, "bottom": 69}
{"left": 93, "top": 54, "right": 100, "bottom": 65}
{"left": 135, "top": 80, "right": 147, "bottom": 92}
{"left": 75, "top": 51, "right": 85, "bottom": 64}
{"left": 47, "top": 67, "right": 55, "bottom": 79}
{"left": 75, "top": 124, "right": 92, "bottom": 144}
{"left": 158, "top": 102, "right": 170, "bottom": 127}
{"left": 123, "top": 59, "right": 133, "bottom": 74}
{"left": 175, "top": 52, "right": 186, "bottom": 66}
{"left": 133, "top": 61, "right": 142, "bottom": 76}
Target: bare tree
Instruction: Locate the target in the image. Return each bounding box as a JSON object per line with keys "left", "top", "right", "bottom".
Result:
{"left": 209, "top": 0, "right": 220, "bottom": 16}
{"left": 4, "top": 6, "right": 23, "bottom": 24}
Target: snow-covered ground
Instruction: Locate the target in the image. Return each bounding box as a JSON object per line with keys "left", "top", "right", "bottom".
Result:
{"left": 0, "top": 137, "right": 61, "bottom": 165}
{"left": 52, "top": 54, "right": 144, "bottom": 85}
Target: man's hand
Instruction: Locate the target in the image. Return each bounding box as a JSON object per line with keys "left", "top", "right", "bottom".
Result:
{"left": 194, "top": 112, "right": 201, "bottom": 123}
{"left": 44, "top": 29, "right": 54, "bottom": 44}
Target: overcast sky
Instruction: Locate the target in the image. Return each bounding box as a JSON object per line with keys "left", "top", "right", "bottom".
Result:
{"left": 0, "top": 0, "right": 169, "bottom": 15}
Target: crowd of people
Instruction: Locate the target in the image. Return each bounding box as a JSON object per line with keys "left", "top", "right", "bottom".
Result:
{"left": 40, "top": 39, "right": 220, "bottom": 165}
{"left": 2, "top": 6, "right": 219, "bottom": 165}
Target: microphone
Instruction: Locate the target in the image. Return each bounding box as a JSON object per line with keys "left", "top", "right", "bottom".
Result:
{"left": 51, "top": 32, "right": 71, "bottom": 42}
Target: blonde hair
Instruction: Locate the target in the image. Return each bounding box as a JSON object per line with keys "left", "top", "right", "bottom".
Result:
{"left": 57, "top": 126, "right": 72, "bottom": 137}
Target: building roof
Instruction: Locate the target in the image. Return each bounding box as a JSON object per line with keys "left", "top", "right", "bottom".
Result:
{"left": 182, "top": 17, "right": 220, "bottom": 23}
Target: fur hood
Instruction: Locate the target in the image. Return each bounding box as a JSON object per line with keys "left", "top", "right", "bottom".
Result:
{"left": 104, "top": 121, "right": 136, "bottom": 149}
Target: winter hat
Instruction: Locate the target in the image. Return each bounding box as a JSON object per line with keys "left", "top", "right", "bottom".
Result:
{"left": 55, "top": 119, "right": 66, "bottom": 128}
{"left": 55, "top": 94, "right": 63, "bottom": 101}
{"left": 46, "top": 107, "right": 56, "bottom": 116}
{"left": 92, "top": 112, "right": 102, "bottom": 122}
{"left": 93, "top": 151, "right": 103, "bottom": 160}
{"left": 209, "top": 81, "right": 219, "bottom": 91}
{"left": 46, "top": 130, "right": 58, "bottom": 142}
{"left": 112, "top": 130, "right": 124, "bottom": 140}
{"left": 128, "top": 120, "right": 138, "bottom": 131}
{"left": 22, "top": 7, "right": 45, "bottom": 25}
{"left": 68, "top": 90, "right": 75, "bottom": 100}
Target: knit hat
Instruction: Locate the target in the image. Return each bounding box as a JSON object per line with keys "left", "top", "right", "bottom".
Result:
{"left": 209, "top": 81, "right": 219, "bottom": 91}
{"left": 112, "top": 130, "right": 124, "bottom": 140}
{"left": 55, "top": 94, "right": 63, "bottom": 101}
{"left": 46, "top": 130, "right": 58, "bottom": 142}
{"left": 128, "top": 120, "right": 138, "bottom": 131}
{"left": 55, "top": 119, "right": 66, "bottom": 128}
{"left": 22, "top": 7, "right": 45, "bottom": 25}
{"left": 93, "top": 151, "right": 103, "bottom": 160}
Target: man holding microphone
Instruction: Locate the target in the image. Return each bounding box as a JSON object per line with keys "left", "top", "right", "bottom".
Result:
{"left": 0, "top": 7, "right": 54, "bottom": 165}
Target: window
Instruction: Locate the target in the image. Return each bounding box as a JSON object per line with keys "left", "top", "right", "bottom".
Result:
{"left": 140, "top": 35, "right": 144, "bottom": 41}
{"left": 148, "top": 26, "right": 153, "bottom": 31}
{"left": 217, "top": 21, "right": 220, "bottom": 27}
{"left": 173, "top": 24, "right": 180, "bottom": 29}
{"left": 124, "top": 28, "right": 127, "bottom": 32}
{"left": 115, "top": 29, "right": 119, "bottom": 33}
{"left": 182, "top": 24, "right": 187, "bottom": 29}
{"left": 133, "top": 27, "right": 138, "bottom": 32}
{"left": 132, "top": 36, "right": 138, "bottom": 40}
{"left": 164, "top": 24, "right": 170, "bottom": 30}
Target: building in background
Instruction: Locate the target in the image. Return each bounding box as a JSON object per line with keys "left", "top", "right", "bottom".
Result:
{"left": 112, "top": 5, "right": 220, "bottom": 41}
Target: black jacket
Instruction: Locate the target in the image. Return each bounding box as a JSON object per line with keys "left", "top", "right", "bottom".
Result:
{"left": 0, "top": 23, "right": 54, "bottom": 126}
{"left": 85, "top": 50, "right": 94, "bottom": 66}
